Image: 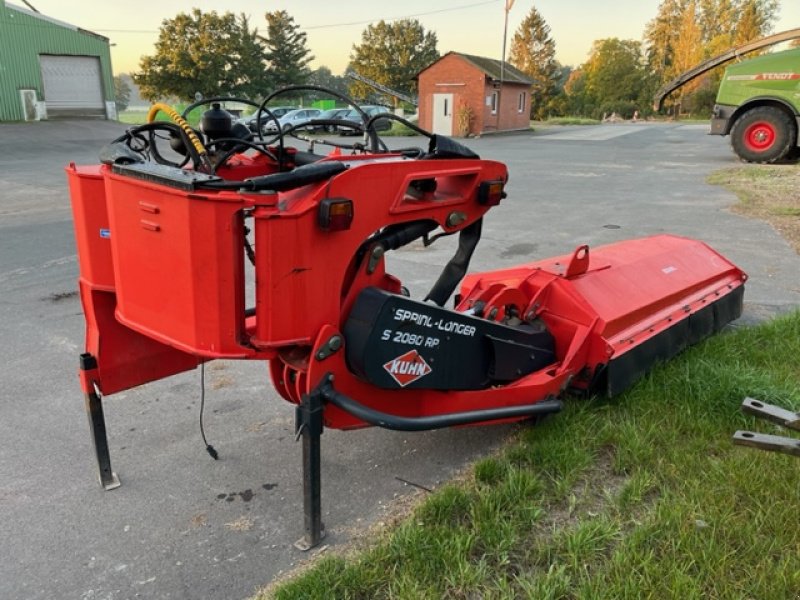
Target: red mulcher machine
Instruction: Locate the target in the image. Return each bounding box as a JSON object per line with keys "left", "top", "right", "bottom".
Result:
{"left": 68, "top": 87, "right": 745, "bottom": 549}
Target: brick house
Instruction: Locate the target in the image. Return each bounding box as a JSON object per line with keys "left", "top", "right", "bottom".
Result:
{"left": 416, "top": 52, "right": 533, "bottom": 137}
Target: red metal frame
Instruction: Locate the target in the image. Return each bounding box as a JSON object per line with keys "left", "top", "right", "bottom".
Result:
{"left": 68, "top": 148, "right": 746, "bottom": 431}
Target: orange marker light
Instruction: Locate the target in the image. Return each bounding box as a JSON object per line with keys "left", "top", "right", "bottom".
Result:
{"left": 318, "top": 198, "right": 354, "bottom": 231}
{"left": 477, "top": 180, "right": 506, "bottom": 206}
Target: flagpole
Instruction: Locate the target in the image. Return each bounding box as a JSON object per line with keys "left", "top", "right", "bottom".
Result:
{"left": 498, "top": 0, "right": 514, "bottom": 130}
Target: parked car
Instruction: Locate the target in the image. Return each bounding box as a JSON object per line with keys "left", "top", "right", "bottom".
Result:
{"left": 238, "top": 106, "right": 296, "bottom": 133}
{"left": 264, "top": 108, "right": 322, "bottom": 133}
{"left": 339, "top": 105, "right": 393, "bottom": 135}
{"left": 316, "top": 108, "right": 352, "bottom": 132}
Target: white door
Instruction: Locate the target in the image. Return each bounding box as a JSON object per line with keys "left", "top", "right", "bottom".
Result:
{"left": 432, "top": 93, "right": 453, "bottom": 135}
{"left": 39, "top": 55, "right": 105, "bottom": 116}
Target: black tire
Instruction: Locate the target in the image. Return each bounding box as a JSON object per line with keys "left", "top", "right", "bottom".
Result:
{"left": 730, "top": 106, "right": 796, "bottom": 164}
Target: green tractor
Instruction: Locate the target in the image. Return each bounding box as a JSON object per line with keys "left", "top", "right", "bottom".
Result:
{"left": 653, "top": 30, "right": 800, "bottom": 164}
{"left": 711, "top": 47, "right": 800, "bottom": 163}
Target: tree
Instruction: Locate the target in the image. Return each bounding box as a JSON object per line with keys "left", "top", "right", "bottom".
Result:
{"left": 581, "top": 38, "right": 649, "bottom": 118}
{"left": 734, "top": 0, "right": 778, "bottom": 45}
{"left": 134, "top": 10, "right": 268, "bottom": 101}
{"left": 308, "top": 66, "right": 350, "bottom": 98}
{"left": 508, "top": 7, "right": 560, "bottom": 120}
{"left": 349, "top": 19, "right": 439, "bottom": 105}
{"left": 645, "top": 0, "right": 779, "bottom": 115}
{"left": 261, "top": 10, "right": 313, "bottom": 90}
{"left": 647, "top": 0, "right": 779, "bottom": 73}
{"left": 698, "top": 0, "right": 737, "bottom": 55}
{"left": 645, "top": 0, "right": 686, "bottom": 80}
{"left": 672, "top": 2, "right": 704, "bottom": 83}
{"left": 113, "top": 75, "right": 132, "bottom": 112}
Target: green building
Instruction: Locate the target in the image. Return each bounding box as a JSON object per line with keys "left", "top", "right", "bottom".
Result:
{"left": 0, "top": 0, "right": 115, "bottom": 121}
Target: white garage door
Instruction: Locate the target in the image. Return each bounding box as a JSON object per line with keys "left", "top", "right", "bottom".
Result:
{"left": 39, "top": 55, "right": 105, "bottom": 116}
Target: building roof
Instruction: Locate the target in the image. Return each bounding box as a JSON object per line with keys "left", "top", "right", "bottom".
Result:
{"left": 6, "top": 2, "right": 108, "bottom": 40}
{"left": 417, "top": 51, "right": 534, "bottom": 85}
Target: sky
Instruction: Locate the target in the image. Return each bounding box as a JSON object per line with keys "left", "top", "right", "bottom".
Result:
{"left": 13, "top": 0, "right": 800, "bottom": 76}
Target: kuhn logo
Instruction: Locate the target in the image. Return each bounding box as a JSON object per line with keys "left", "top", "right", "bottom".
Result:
{"left": 383, "top": 350, "right": 432, "bottom": 387}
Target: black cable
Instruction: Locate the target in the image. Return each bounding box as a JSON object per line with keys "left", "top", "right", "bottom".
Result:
{"left": 116, "top": 122, "right": 202, "bottom": 169}
{"left": 199, "top": 362, "right": 219, "bottom": 460}
{"left": 367, "top": 112, "right": 433, "bottom": 139}
{"left": 243, "top": 225, "right": 256, "bottom": 265}
{"left": 256, "top": 85, "right": 377, "bottom": 158}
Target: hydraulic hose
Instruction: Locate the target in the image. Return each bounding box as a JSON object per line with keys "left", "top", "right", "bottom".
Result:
{"left": 316, "top": 374, "right": 563, "bottom": 432}
{"left": 147, "top": 102, "right": 213, "bottom": 172}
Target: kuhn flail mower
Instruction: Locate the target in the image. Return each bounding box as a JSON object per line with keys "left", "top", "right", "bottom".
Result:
{"left": 68, "top": 87, "right": 745, "bottom": 549}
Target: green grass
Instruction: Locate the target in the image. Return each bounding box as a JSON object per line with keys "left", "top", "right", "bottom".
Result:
{"left": 117, "top": 110, "right": 149, "bottom": 125}
{"left": 262, "top": 311, "right": 800, "bottom": 599}
{"left": 117, "top": 105, "right": 206, "bottom": 127}
{"left": 708, "top": 164, "right": 800, "bottom": 253}
{"left": 381, "top": 121, "right": 420, "bottom": 136}
{"left": 538, "top": 117, "right": 601, "bottom": 126}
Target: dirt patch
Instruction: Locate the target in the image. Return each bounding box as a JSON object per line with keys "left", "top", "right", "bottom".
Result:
{"left": 538, "top": 449, "right": 629, "bottom": 533}
{"left": 190, "top": 513, "right": 207, "bottom": 528}
{"left": 225, "top": 516, "right": 254, "bottom": 532}
{"left": 709, "top": 164, "right": 800, "bottom": 253}
{"left": 211, "top": 375, "right": 235, "bottom": 390}
{"left": 44, "top": 290, "right": 78, "bottom": 303}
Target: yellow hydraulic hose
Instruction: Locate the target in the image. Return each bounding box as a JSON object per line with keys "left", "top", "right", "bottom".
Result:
{"left": 147, "top": 102, "right": 212, "bottom": 171}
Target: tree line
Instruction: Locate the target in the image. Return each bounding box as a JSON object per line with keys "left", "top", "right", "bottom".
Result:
{"left": 130, "top": 1, "right": 781, "bottom": 118}
{"left": 132, "top": 9, "right": 438, "bottom": 106}
{"left": 512, "top": 0, "right": 779, "bottom": 119}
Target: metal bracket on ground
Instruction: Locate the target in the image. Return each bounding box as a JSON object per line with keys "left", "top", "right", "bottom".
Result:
{"left": 733, "top": 397, "right": 800, "bottom": 458}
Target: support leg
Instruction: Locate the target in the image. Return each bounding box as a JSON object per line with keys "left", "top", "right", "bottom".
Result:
{"left": 294, "top": 386, "right": 325, "bottom": 551}
{"left": 84, "top": 390, "right": 121, "bottom": 490}
{"left": 80, "top": 353, "right": 120, "bottom": 491}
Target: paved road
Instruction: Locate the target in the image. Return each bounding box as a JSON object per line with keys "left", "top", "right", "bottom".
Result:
{"left": 1, "top": 120, "right": 798, "bottom": 600}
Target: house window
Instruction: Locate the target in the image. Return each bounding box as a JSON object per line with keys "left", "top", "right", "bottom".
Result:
{"left": 518, "top": 92, "right": 526, "bottom": 113}
{"left": 490, "top": 91, "right": 498, "bottom": 115}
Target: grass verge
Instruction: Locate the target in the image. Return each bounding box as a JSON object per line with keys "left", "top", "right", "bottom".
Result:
{"left": 535, "top": 117, "right": 601, "bottom": 127}
{"left": 262, "top": 310, "right": 800, "bottom": 599}
{"left": 708, "top": 163, "right": 800, "bottom": 253}
{"left": 117, "top": 110, "right": 149, "bottom": 125}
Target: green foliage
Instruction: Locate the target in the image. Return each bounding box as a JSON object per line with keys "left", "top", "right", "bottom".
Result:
{"left": 508, "top": 7, "right": 560, "bottom": 120}
{"left": 261, "top": 10, "right": 313, "bottom": 90}
{"left": 307, "top": 66, "right": 350, "bottom": 98}
{"left": 563, "top": 38, "right": 652, "bottom": 119}
{"left": 584, "top": 39, "right": 647, "bottom": 103}
{"left": 113, "top": 75, "right": 131, "bottom": 112}
{"left": 264, "top": 311, "right": 800, "bottom": 599}
{"left": 348, "top": 19, "right": 439, "bottom": 105}
{"left": 645, "top": 0, "right": 779, "bottom": 113}
{"left": 134, "top": 10, "right": 268, "bottom": 101}
{"left": 734, "top": 0, "right": 779, "bottom": 45}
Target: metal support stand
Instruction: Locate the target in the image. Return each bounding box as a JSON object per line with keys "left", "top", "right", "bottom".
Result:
{"left": 81, "top": 354, "right": 120, "bottom": 491}
{"left": 84, "top": 389, "right": 120, "bottom": 490}
{"left": 294, "top": 385, "right": 325, "bottom": 551}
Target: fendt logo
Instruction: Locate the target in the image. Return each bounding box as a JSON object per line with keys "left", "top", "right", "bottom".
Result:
{"left": 383, "top": 350, "right": 432, "bottom": 387}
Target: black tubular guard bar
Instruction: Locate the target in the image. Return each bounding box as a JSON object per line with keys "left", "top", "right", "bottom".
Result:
{"left": 316, "top": 373, "right": 563, "bottom": 431}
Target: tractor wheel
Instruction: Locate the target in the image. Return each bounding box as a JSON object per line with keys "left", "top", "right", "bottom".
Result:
{"left": 730, "top": 106, "right": 796, "bottom": 163}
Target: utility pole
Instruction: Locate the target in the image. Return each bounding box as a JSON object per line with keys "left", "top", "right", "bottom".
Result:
{"left": 498, "top": 0, "right": 514, "bottom": 130}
